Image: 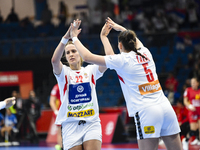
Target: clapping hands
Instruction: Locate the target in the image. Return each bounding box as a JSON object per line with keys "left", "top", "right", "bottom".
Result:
{"left": 70, "top": 19, "right": 82, "bottom": 38}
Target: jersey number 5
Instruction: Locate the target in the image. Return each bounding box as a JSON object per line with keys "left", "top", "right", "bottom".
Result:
{"left": 142, "top": 63, "right": 154, "bottom": 82}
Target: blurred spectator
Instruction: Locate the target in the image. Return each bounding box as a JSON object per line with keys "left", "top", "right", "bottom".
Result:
{"left": 176, "top": 34, "right": 193, "bottom": 51}
{"left": 164, "top": 84, "right": 176, "bottom": 104}
{"left": 19, "top": 17, "right": 32, "bottom": 28}
{"left": 188, "top": 63, "right": 200, "bottom": 80}
{"left": 186, "top": 1, "right": 199, "bottom": 29}
{"left": 165, "top": 72, "right": 179, "bottom": 92}
{"left": 151, "top": 10, "right": 168, "bottom": 32}
{"left": 41, "top": 3, "right": 52, "bottom": 25}
{"left": 68, "top": 13, "right": 78, "bottom": 26}
{"left": 24, "top": 90, "right": 41, "bottom": 143}
{"left": 1, "top": 109, "right": 17, "bottom": 142}
{"left": 167, "top": 16, "right": 178, "bottom": 33}
{"left": 5, "top": 7, "right": 19, "bottom": 23}
{"left": 120, "top": 5, "right": 133, "bottom": 29}
{"left": 58, "top": 1, "right": 68, "bottom": 25}
{"left": 80, "top": 12, "right": 89, "bottom": 34}
{"left": 175, "top": 100, "right": 190, "bottom": 141}
{"left": 183, "top": 78, "right": 200, "bottom": 145}
{"left": 90, "top": 6, "right": 103, "bottom": 33}
{"left": 187, "top": 53, "right": 195, "bottom": 68}
{"left": 11, "top": 91, "right": 23, "bottom": 115}
{"left": 11, "top": 91, "right": 27, "bottom": 139}
{"left": 136, "top": 11, "right": 154, "bottom": 33}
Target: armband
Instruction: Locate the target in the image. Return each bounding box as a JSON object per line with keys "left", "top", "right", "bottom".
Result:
{"left": 72, "top": 37, "right": 78, "bottom": 43}
{"left": 61, "top": 38, "right": 69, "bottom": 45}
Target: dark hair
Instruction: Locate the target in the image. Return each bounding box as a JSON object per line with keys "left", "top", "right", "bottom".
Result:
{"left": 118, "top": 30, "right": 148, "bottom": 60}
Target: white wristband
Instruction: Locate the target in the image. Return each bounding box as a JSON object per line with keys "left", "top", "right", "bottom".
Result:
{"left": 54, "top": 110, "right": 59, "bottom": 115}
{"left": 61, "top": 38, "right": 68, "bottom": 45}
{"left": 72, "top": 37, "right": 78, "bottom": 43}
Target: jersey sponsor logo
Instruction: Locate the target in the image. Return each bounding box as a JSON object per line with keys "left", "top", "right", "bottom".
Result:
{"left": 138, "top": 80, "right": 161, "bottom": 95}
{"left": 67, "top": 109, "right": 94, "bottom": 117}
{"left": 77, "top": 85, "right": 84, "bottom": 93}
{"left": 144, "top": 126, "right": 155, "bottom": 134}
{"left": 67, "top": 103, "right": 94, "bottom": 111}
{"left": 69, "top": 82, "right": 91, "bottom": 104}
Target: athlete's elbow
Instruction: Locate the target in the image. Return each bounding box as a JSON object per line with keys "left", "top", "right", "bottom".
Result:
{"left": 51, "top": 56, "right": 59, "bottom": 66}
{"left": 51, "top": 57, "right": 56, "bottom": 64}
{"left": 82, "top": 55, "right": 90, "bottom": 62}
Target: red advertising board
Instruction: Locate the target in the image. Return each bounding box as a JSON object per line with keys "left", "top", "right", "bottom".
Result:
{"left": 100, "top": 113, "right": 119, "bottom": 143}
{"left": 0, "top": 71, "right": 33, "bottom": 99}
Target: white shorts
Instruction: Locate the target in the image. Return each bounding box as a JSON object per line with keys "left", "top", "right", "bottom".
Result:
{"left": 61, "top": 120, "right": 102, "bottom": 150}
{"left": 134, "top": 100, "right": 180, "bottom": 140}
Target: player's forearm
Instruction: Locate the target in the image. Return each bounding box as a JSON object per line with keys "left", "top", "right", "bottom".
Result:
{"left": 51, "top": 42, "right": 65, "bottom": 64}
{"left": 100, "top": 36, "right": 115, "bottom": 55}
{"left": 49, "top": 100, "right": 58, "bottom": 112}
{"left": 183, "top": 98, "right": 190, "bottom": 107}
{"left": 73, "top": 39, "right": 93, "bottom": 61}
{"left": 119, "top": 25, "right": 126, "bottom": 32}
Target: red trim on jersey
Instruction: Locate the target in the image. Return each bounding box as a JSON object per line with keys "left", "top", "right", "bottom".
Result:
{"left": 118, "top": 75, "right": 125, "bottom": 84}
{"left": 63, "top": 75, "right": 68, "bottom": 95}
{"left": 92, "top": 74, "right": 95, "bottom": 85}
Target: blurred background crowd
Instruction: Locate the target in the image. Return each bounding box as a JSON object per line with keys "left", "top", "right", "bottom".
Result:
{"left": 0, "top": 0, "right": 200, "bottom": 145}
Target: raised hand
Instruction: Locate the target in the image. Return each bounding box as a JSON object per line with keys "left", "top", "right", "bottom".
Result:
{"left": 70, "top": 19, "right": 82, "bottom": 38}
{"left": 63, "top": 25, "right": 71, "bottom": 39}
{"left": 106, "top": 17, "right": 126, "bottom": 32}
{"left": 100, "top": 23, "right": 112, "bottom": 37}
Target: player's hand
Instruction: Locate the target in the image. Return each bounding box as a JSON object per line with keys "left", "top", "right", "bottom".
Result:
{"left": 4, "top": 97, "right": 16, "bottom": 108}
{"left": 106, "top": 17, "right": 126, "bottom": 32}
{"left": 188, "top": 104, "right": 196, "bottom": 111}
{"left": 100, "top": 23, "right": 112, "bottom": 37}
{"left": 63, "top": 25, "right": 71, "bottom": 39}
{"left": 54, "top": 110, "right": 59, "bottom": 116}
{"left": 70, "top": 19, "right": 82, "bottom": 38}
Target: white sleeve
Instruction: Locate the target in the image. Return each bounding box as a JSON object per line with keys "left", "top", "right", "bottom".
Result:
{"left": 104, "top": 54, "right": 124, "bottom": 70}
{"left": 54, "top": 65, "right": 68, "bottom": 82}
{"left": 87, "top": 65, "right": 104, "bottom": 80}
{"left": 0, "top": 101, "right": 6, "bottom": 110}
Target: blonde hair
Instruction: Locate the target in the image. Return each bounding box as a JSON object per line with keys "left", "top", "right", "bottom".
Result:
{"left": 63, "top": 41, "right": 83, "bottom": 66}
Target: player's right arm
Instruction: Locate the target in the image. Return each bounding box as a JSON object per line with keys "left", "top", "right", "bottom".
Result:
{"left": 100, "top": 23, "right": 114, "bottom": 55}
{"left": 106, "top": 17, "right": 144, "bottom": 49}
{"left": 51, "top": 26, "right": 71, "bottom": 75}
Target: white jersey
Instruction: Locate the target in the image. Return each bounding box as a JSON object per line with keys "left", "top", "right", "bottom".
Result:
{"left": 104, "top": 47, "right": 168, "bottom": 116}
{"left": 54, "top": 64, "right": 103, "bottom": 125}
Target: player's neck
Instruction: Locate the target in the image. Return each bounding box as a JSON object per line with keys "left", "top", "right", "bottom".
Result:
{"left": 70, "top": 64, "right": 81, "bottom": 70}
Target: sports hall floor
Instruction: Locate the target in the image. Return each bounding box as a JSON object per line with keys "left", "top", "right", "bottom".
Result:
{"left": 0, "top": 140, "right": 200, "bottom": 150}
